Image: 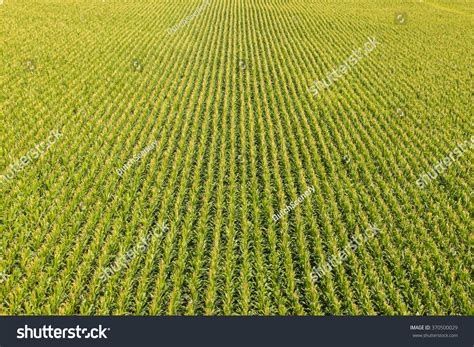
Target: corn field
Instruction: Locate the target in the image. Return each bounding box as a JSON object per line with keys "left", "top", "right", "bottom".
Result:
{"left": 1, "top": 0, "right": 472, "bottom": 315}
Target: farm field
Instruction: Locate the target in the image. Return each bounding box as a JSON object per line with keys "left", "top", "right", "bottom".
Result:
{"left": 1, "top": 0, "right": 472, "bottom": 315}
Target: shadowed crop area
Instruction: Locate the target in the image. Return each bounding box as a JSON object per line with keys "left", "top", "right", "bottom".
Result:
{"left": 1, "top": 0, "right": 472, "bottom": 315}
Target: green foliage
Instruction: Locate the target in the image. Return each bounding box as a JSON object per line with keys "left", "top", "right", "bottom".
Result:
{"left": 0, "top": 0, "right": 472, "bottom": 315}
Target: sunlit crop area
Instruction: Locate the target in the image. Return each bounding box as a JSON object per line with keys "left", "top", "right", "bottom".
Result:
{"left": 1, "top": 0, "right": 472, "bottom": 315}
